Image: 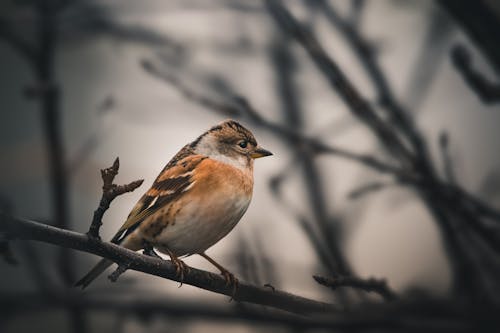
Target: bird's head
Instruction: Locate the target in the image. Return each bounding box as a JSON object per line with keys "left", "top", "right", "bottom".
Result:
{"left": 191, "top": 120, "right": 272, "bottom": 170}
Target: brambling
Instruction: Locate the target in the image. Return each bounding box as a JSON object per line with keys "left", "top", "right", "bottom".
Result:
{"left": 76, "top": 120, "right": 272, "bottom": 289}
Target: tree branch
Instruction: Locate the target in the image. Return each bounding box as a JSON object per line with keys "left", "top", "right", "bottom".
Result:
{"left": 438, "top": 0, "right": 500, "bottom": 75}
{"left": 0, "top": 291, "right": 478, "bottom": 332}
{"left": 439, "top": 132, "right": 457, "bottom": 184}
{"left": 88, "top": 158, "right": 144, "bottom": 239}
{"left": 0, "top": 214, "right": 336, "bottom": 316}
{"left": 141, "top": 59, "right": 410, "bottom": 180}
{"left": 451, "top": 44, "right": 500, "bottom": 104}
{"left": 265, "top": 0, "right": 414, "bottom": 164}
{"left": 313, "top": 275, "right": 397, "bottom": 302}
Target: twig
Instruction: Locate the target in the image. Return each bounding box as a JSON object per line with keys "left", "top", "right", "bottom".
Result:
{"left": 439, "top": 132, "right": 456, "bottom": 184}
{"left": 348, "top": 181, "right": 396, "bottom": 200}
{"left": 451, "top": 44, "right": 500, "bottom": 104}
{"left": 270, "top": 31, "right": 352, "bottom": 284}
{"left": 0, "top": 214, "right": 336, "bottom": 316}
{"left": 438, "top": 0, "right": 500, "bottom": 74}
{"left": 142, "top": 58, "right": 410, "bottom": 180}
{"left": 315, "top": 0, "right": 430, "bottom": 163}
{"left": 313, "top": 275, "right": 397, "bottom": 301}
{"left": 109, "top": 263, "right": 130, "bottom": 283}
{"left": 265, "top": 0, "right": 414, "bottom": 164}
{"left": 87, "top": 158, "right": 144, "bottom": 239}
{"left": 264, "top": 0, "right": 500, "bottom": 301}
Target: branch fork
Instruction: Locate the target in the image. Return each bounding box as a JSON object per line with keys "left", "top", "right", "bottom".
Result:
{"left": 87, "top": 157, "right": 143, "bottom": 240}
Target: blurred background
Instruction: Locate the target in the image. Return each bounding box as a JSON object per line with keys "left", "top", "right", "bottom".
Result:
{"left": 1, "top": 0, "right": 500, "bottom": 332}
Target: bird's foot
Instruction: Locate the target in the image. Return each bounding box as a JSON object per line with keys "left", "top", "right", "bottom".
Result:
{"left": 169, "top": 255, "right": 189, "bottom": 287}
{"left": 142, "top": 243, "right": 162, "bottom": 259}
{"left": 198, "top": 252, "right": 239, "bottom": 300}
{"left": 220, "top": 268, "right": 239, "bottom": 300}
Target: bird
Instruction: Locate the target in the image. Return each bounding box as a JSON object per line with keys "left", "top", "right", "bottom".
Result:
{"left": 75, "top": 119, "right": 273, "bottom": 289}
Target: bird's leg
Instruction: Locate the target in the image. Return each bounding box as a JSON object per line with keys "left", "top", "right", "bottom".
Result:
{"left": 164, "top": 248, "right": 189, "bottom": 286}
{"left": 142, "top": 240, "right": 162, "bottom": 259}
{"left": 199, "top": 252, "right": 238, "bottom": 298}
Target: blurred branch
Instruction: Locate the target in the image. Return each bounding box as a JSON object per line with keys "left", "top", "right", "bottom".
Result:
{"left": 347, "top": 0, "right": 365, "bottom": 28}
{"left": 0, "top": 215, "right": 336, "bottom": 316}
{"left": 264, "top": 0, "right": 500, "bottom": 301}
{"left": 14, "top": 1, "right": 74, "bottom": 287}
{"left": 313, "top": 275, "right": 397, "bottom": 301}
{"left": 451, "top": 44, "right": 500, "bottom": 104}
{"left": 313, "top": 0, "right": 432, "bottom": 166}
{"left": 0, "top": 291, "right": 479, "bottom": 332}
{"left": 439, "top": 132, "right": 456, "bottom": 184}
{"left": 265, "top": 0, "right": 414, "bottom": 164}
{"left": 348, "top": 181, "right": 396, "bottom": 200}
{"left": 270, "top": 32, "right": 351, "bottom": 282}
{"left": 88, "top": 158, "right": 144, "bottom": 240}
{"left": 438, "top": 0, "right": 500, "bottom": 75}
{"left": 141, "top": 59, "right": 409, "bottom": 179}
{"left": 404, "top": 6, "right": 454, "bottom": 110}
{"left": 59, "top": 1, "right": 185, "bottom": 54}
{"left": 140, "top": 0, "right": 500, "bottom": 302}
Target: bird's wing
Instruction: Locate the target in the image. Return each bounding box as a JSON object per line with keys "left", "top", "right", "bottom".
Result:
{"left": 111, "top": 154, "right": 207, "bottom": 243}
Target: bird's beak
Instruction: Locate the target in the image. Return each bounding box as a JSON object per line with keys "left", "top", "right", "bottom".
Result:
{"left": 250, "top": 146, "right": 273, "bottom": 159}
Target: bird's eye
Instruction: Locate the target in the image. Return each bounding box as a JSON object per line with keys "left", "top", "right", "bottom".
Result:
{"left": 238, "top": 140, "right": 248, "bottom": 149}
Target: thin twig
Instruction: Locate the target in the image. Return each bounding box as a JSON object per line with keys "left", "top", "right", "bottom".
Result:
{"left": 451, "top": 44, "right": 500, "bottom": 104}
{"left": 109, "top": 263, "right": 130, "bottom": 283}
{"left": 265, "top": 0, "right": 414, "bottom": 164}
{"left": 142, "top": 58, "right": 409, "bottom": 180}
{"left": 314, "top": 0, "right": 430, "bottom": 164}
{"left": 438, "top": 132, "right": 456, "bottom": 184}
{"left": 313, "top": 275, "right": 397, "bottom": 301}
{"left": 87, "top": 158, "right": 144, "bottom": 239}
{"left": 348, "top": 181, "right": 396, "bottom": 200}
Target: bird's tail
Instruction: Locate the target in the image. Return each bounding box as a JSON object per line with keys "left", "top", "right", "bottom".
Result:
{"left": 74, "top": 258, "right": 113, "bottom": 289}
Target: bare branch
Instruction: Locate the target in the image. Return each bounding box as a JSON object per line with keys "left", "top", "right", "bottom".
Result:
{"left": 439, "top": 132, "right": 457, "bottom": 184}
{"left": 313, "top": 275, "right": 397, "bottom": 301}
{"left": 451, "top": 44, "right": 500, "bottom": 104}
{"left": 314, "top": 0, "right": 433, "bottom": 167}
{"left": 265, "top": 0, "right": 414, "bottom": 164}
{"left": 108, "top": 263, "right": 130, "bottom": 283}
{"left": 88, "top": 158, "right": 144, "bottom": 240}
{"left": 438, "top": 0, "right": 500, "bottom": 75}
{"left": 348, "top": 181, "right": 396, "bottom": 200}
{"left": 0, "top": 214, "right": 336, "bottom": 315}
{"left": 141, "top": 58, "right": 410, "bottom": 180}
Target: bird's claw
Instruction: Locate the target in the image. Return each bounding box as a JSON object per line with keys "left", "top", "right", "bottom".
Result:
{"left": 221, "top": 269, "right": 238, "bottom": 300}
{"left": 171, "top": 257, "right": 189, "bottom": 287}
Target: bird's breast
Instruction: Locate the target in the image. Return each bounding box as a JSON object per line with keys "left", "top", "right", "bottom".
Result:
{"left": 148, "top": 158, "right": 254, "bottom": 256}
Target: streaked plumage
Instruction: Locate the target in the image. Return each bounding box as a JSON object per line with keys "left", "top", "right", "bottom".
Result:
{"left": 76, "top": 120, "right": 272, "bottom": 289}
